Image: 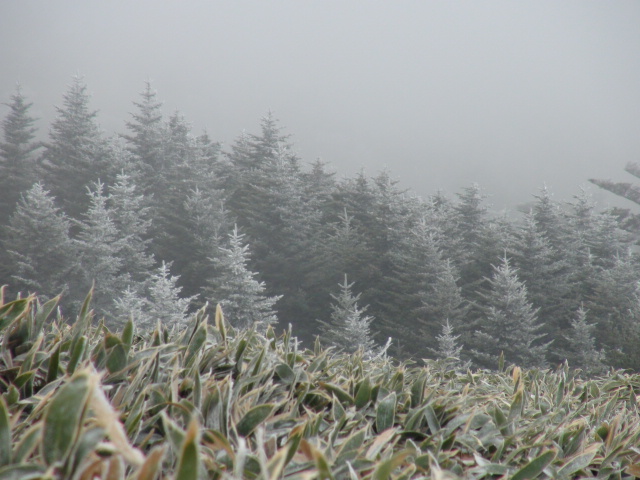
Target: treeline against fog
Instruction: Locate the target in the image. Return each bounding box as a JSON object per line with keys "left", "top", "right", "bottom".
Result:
{"left": 1, "top": 76, "right": 639, "bottom": 373}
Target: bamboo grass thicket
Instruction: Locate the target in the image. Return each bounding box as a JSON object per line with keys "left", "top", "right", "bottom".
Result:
{"left": 1, "top": 286, "right": 640, "bottom": 479}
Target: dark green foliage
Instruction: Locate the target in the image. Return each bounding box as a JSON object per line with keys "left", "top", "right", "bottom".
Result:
{"left": 42, "top": 76, "right": 114, "bottom": 218}
{"left": 472, "top": 256, "right": 550, "bottom": 369}
{"left": 318, "top": 275, "right": 378, "bottom": 356}
{"left": 3, "top": 79, "right": 640, "bottom": 372}
{"left": 3, "top": 183, "right": 78, "bottom": 302}
{"left": 0, "top": 86, "right": 40, "bottom": 225}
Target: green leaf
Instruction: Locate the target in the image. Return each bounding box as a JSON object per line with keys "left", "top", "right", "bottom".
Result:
{"left": 66, "top": 335, "right": 87, "bottom": 375}
{"left": 274, "top": 363, "right": 295, "bottom": 384}
{"left": 354, "top": 376, "right": 372, "bottom": 409}
{"left": 33, "top": 295, "right": 60, "bottom": 339}
{"left": 0, "top": 397, "right": 10, "bottom": 467}
{"left": 122, "top": 318, "right": 134, "bottom": 349}
{"left": 557, "top": 443, "right": 600, "bottom": 478}
{"left": 185, "top": 322, "right": 207, "bottom": 367}
{"left": 376, "top": 392, "right": 397, "bottom": 432}
{"left": 176, "top": 419, "right": 200, "bottom": 480}
{"left": 511, "top": 449, "right": 557, "bottom": 480}
{"left": 372, "top": 449, "right": 413, "bottom": 480}
{"left": 11, "top": 424, "right": 41, "bottom": 463}
{"left": 236, "top": 404, "right": 275, "bottom": 437}
{"left": 320, "top": 382, "right": 354, "bottom": 406}
{"left": 424, "top": 405, "right": 441, "bottom": 433}
{"left": 509, "top": 386, "right": 524, "bottom": 421}
{"left": 0, "top": 464, "right": 45, "bottom": 480}
{"left": 0, "top": 298, "right": 32, "bottom": 333}
{"left": 46, "top": 344, "right": 61, "bottom": 383}
{"left": 42, "top": 370, "right": 92, "bottom": 466}
{"left": 106, "top": 343, "right": 128, "bottom": 374}
{"left": 410, "top": 373, "right": 426, "bottom": 408}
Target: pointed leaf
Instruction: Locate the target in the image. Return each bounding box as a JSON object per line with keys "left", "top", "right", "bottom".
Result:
{"left": 42, "top": 370, "right": 92, "bottom": 466}
{"left": 376, "top": 392, "right": 397, "bottom": 432}
{"left": 236, "top": 404, "right": 275, "bottom": 437}
{"left": 511, "top": 449, "right": 557, "bottom": 480}
{"left": 0, "top": 397, "right": 10, "bottom": 467}
{"left": 176, "top": 419, "right": 200, "bottom": 480}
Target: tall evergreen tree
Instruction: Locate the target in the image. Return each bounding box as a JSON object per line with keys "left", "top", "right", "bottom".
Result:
{"left": 42, "top": 76, "right": 112, "bottom": 218}
{"left": 145, "top": 261, "right": 194, "bottom": 330}
{"left": 123, "top": 81, "right": 165, "bottom": 194}
{"left": 472, "top": 256, "right": 550, "bottom": 369}
{"left": 202, "top": 226, "right": 281, "bottom": 330}
{"left": 181, "top": 186, "right": 231, "bottom": 298}
{"left": 0, "top": 86, "right": 40, "bottom": 224}
{"left": 108, "top": 172, "right": 155, "bottom": 286}
{"left": 510, "top": 210, "right": 572, "bottom": 357}
{"left": 429, "top": 320, "right": 469, "bottom": 371}
{"left": 563, "top": 306, "right": 606, "bottom": 376}
{"left": 318, "top": 275, "right": 378, "bottom": 357}
{"left": 75, "top": 182, "right": 124, "bottom": 314}
{"left": 587, "top": 251, "right": 640, "bottom": 370}
{"left": 3, "top": 183, "right": 78, "bottom": 302}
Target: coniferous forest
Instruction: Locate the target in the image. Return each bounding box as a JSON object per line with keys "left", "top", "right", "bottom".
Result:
{"left": 2, "top": 76, "right": 640, "bottom": 374}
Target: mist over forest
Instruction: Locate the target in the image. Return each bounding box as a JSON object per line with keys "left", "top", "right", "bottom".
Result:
{"left": 1, "top": 76, "right": 640, "bottom": 374}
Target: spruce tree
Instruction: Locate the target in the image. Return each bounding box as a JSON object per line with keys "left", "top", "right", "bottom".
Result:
{"left": 3, "top": 183, "right": 78, "bottom": 302}
{"left": 318, "top": 275, "right": 377, "bottom": 357}
{"left": 472, "top": 256, "right": 550, "bottom": 369}
{"left": 0, "top": 86, "right": 41, "bottom": 225}
{"left": 202, "top": 226, "right": 281, "bottom": 330}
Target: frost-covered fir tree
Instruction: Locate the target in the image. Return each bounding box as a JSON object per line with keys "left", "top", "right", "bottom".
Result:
{"left": 318, "top": 275, "right": 377, "bottom": 356}
{"left": 108, "top": 172, "right": 154, "bottom": 286}
{"left": 123, "top": 81, "right": 165, "bottom": 194}
{"left": 42, "top": 76, "right": 112, "bottom": 218}
{"left": 112, "top": 285, "right": 149, "bottom": 330}
{"left": 203, "top": 226, "right": 281, "bottom": 330}
{"left": 145, "top": 261, "right": 194, "bottom": 329}
{"left": 3, "top": 183, "right": 78, "bottom": 301}
{"left": 563, "top": 306, "right": 606, "bottom": 376}
{"left": 0, "top": 86, "right": 41, "bottom": 225}
{"left": 429, "top": 320, "right": 469, "bottom": 371}
{"left": 75, "top": 181, "right": 124, "bottom": 314}
{"left": 472, "top": 256, "right": 550, "bottom": 369}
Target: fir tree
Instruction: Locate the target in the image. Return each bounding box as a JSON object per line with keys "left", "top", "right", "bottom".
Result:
{"left": 146, "top": 261, "right": 194, "bottom": 329}
{"left": 123, "top": 81, "right": 165, "bottom": 194}
{"left": 318, "top": 275, "right": 377, "bottom": 356}
{"left": 42, "top": 76, "right": 112, "bottom": 218}
{"left": 108, "top": 172, "right": 155, "bottom": 286}
{"left": 0, "top": 86, "right": 41, "bottom": 225}
{"left": 202, "top": 226, "right": 281, "bottom": 330}
{"left": 75, "top": 181, "right": 124, "bottom": 314}
{"left": 3, "top": 183, "right": 78, "bottom": 301}
{"left": 563, "top": 306, "right": 606, "bottom": 376}
{"left": 472, "top": 256, "right": 550, "bottom": 369}
{"left": 181, "top": 186, "right": 231, "bottom": 298}
{"left": 113, "top": 285, "right": 149, "bottom": 330}
{"left": 429, "top": 320, "right": 469, "bottom": 371}
{"left": 422, "top": 259, "right": 469, "bottom": 332}
{"left": 511, "top": 210, "right": 572, "bottom": 358}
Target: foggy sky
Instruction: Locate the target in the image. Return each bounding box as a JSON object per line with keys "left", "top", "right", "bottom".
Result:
{"left": 1, "top": 1, "right": 639, "bottom": 210}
